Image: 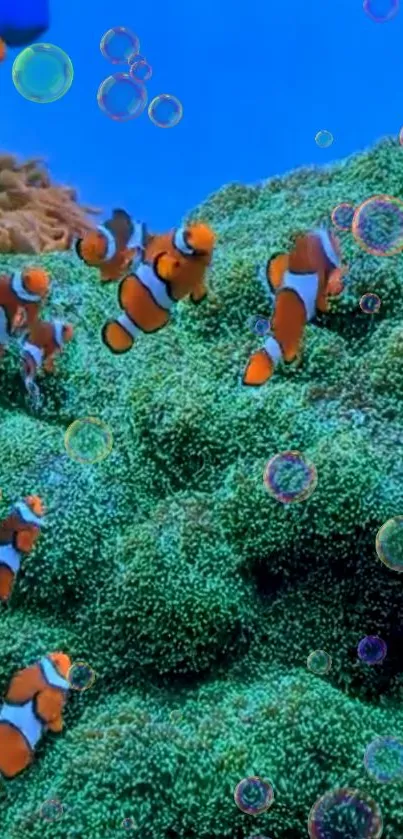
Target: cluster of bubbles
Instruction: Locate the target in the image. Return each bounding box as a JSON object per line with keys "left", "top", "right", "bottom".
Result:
{"left": 364, "top": 736, "right": 403, "bottom": 783}
{"left": 308, "top": 787, "right": 383, "bottom": 839}
{"left": 357, "top": 635, "right": 387, "bottom": 664}
{"left": 263, "top": 450, "right": 318, "bottom": 504}
{"left": 12, "top": 43, "right": 74, "bottom": 104}
{"left": 363, "top": 0, "right": 399, "bottom": 23}
{"left": 234, "top": 776, "right": 274, "bottom": 816}
{"left": 98, "top": 26, "right": 182, "bottom": 127}
{"left": 67, "top": 660, "right": 96, "bottom": 691}
{"left": 375, "top": 516, "right": 403, "bottom": 572}
{"left": 307, "top": 649, "right": 332, "bottom": 675}
{"left": 64, "top": 416, "right": 113, "bottom": 465}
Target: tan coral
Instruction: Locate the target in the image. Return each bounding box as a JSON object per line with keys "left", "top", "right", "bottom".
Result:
{"left": 0, "top": 152, "right": 101, "bottom": 254}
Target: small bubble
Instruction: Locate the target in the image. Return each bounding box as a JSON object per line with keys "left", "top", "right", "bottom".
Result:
{"left": 357, "top": 635, "right": 387, "bottom": 665}
{"left": 376, "top": 516, "right": 403, "bottom": 571}
{"left": 263, "top": 450, "right": 318, "bottom": 504}
{"left": 359, "top": 293, "right": 381, "bottom": 314}
{"left": 97, "top": 74, "right": 147, "bottom": 122}
{"left": 352, "top": 194, "right": 403, "bottom": 256}
{"left": 40, "top": 800, "right": 64, "bottom": 822}
{"left": 100, "top": 27, "right": 140, "bottom": 64}
{"left": 363, "top": 0, "right": 399, "bottom": 23}
{"left": 315, "top": 129, "right": 333, "bottom": 149}
{"left": 129, "top": 55, "right": 152, "bottom": 82}
{"left": 148, "top": 94, "right": 183, "bottom": 128}
{"left": 307, "top": 649, "right": 332, "bottom": 675}
{"left": 67, "top": 660, "right": 96, "bottom": 692}
{"left": 331, "top": 202, "right": 355, "bottom": 232}
{"left": 234, "top": 776, "right": 274, "bottom": 816}
{"left": 64, "top": 416, "right": 113, "bottom": 465}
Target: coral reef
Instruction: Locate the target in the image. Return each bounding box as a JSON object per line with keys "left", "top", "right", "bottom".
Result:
{"left": 0, "top": 153, "right": 98, "bottom": 254}
{"left": 0, "top": 137, "right": 403, "bottom": 837}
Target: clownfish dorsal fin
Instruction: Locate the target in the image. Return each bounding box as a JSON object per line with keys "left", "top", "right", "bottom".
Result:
{"left": 267, "top": 252, "right": 289, "bottom": 293}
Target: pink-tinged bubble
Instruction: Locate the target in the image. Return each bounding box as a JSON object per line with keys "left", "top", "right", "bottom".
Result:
{"left": 100, "top": 27, "right": 140, "bottom": 64}
{"left": 364, "top": 735, "right": 403, "bottom": 783}
{"left": 399, "top": 126, "right": 403, "bottom": 145}
{"left": 331, "top": 202, "right": 355, "bottom": 232}
{"left": 263, "top": 450, "right": 318, "bottom": 504}
{"left": 148, "top": 94, "right": 183, "bottom": 128}
{"left": 234, "top": 776, "right": 274, "bottom": 816}
{"left": 308, "top": 787, "right": 383, "bottom": 839}
{"left": 97, "top": 74, "right": 147, "bottom": 122}
{"left": 359, "top": 293, "right": 381, "bottom": 314}
{"left": 363, "top": 0, "right": 399, "bottom": 23}
{"left": 357, "top": 635, "right": 387, "bottom": 665}
{"left": 352, "top": 194, "right": 403, "bottom": 256}
{"left": 128, "top": 55, "right": 152, "bottom": 82}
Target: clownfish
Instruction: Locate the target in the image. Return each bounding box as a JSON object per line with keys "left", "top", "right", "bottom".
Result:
{"left": 0, "top": 38, "right": 6, "bottom": 62}
{"left": 101, "top": 222, "right": 216, "bottom": 354}
{"left": 0, "top": 652, "right": 71, "bottom": 779}
{"left": 0, "top": 268, "right": 50, "bottom": 358}
{"left": 0, "top": 496, "right": 45, "bottom": 604}
{"left": 21, "top": 319, "right": 74, "bottom": 387}
{"left": 243, "top": 228, "right": 347, "bottom": 386}
{"left": 74, "top": 209, "right": 147, "bottom": 283}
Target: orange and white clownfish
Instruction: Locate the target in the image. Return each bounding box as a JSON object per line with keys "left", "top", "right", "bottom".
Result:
{"left": 0, "top": 268, "right": 50, "bottom": 357}
{"left": 74, "top": 209, "right": 148, "bottom": 283}
{"left": 0, "top": 652, "right": 71, "bottom": 779}
{"left": 21, "top": 319, "right": 74, "bottom": 386}
{"left": 0, "top": 496, "right": 45, "bottom": 604}
{"left": 243, "top": 228, "right": 347, "bottom": 386}
{"left": 101, "top": 222, "right": 216, "bottom": 354}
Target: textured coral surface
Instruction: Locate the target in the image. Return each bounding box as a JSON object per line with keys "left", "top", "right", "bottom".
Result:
{"left": 0, "top": 139, "right": 403, "bottom": 838}
{"left": 0, "top": 153, "right": 98, "bottom": 254}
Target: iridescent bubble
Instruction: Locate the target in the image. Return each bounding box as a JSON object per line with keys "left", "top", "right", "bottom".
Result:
{"left": 399, "top": 126, "right": 403, "bottom": 146}
{"left": 308, "top": 787, "right": 383, "bottom": 839}
{"left": 307, "top": 649, "right": 332, "bottom": 675}
{"left": 148, "top": 94, "right": 183, "bottom": 128}
{"left": 64, "top": 417, "right": 113, "bottom": 465}
{"left": 100, "top": 27, "right": 140, "bottom": 64}
{"left": 363, "top": 0, "right": 399, "bottom": 23}
{"left": 357, "top": 635, "right": 387, "bottom": 665}
{"left": 40, "top": 800, "right": 64, "bottom": 822}
{"left": 352, "top": 194, "right": 403, "bottom": 256}
{"left": 364, "top": 736, "right": 403, "bottom": 783}
{"left": 331, "top": 202, "right": 355, "bottom": 232}
{"left": 376, "top": 516, "right": 403, "bottom": 572}
{"left": 263, "top": 450, "right": 318, "bottom": 504}
{"left": 234, "top": 776, "right": 274, "bottom": 816}
{"left": 315, "top": 130, "right": 334, "bottom": 149}
{"left": 121, "top": 817, "right": 137, "bottom": 830}
{"left": 129, "top": 55, "right": 152, "bottom": 82}
{"left": 359, "top": 293, "right": 381, "bottom": 314}
{"left": 97, "top": 74, "right": 147, "bottom": 122}
{"left": 12, "top": 43, "right": 73, "bottom": 103}
{"left": 248, "top": 314, "right": 271, "bottom": 336}
{"left": 67, "top": 660, "right": 96, "bottom": 692}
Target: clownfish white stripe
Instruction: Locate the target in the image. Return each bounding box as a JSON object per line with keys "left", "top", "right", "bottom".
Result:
{"left": 13, "top": 501, "right": 44, "bottom": 528}
{"left": 23, "top": 342, "right": 44, "bottom": 368}
{"left": 52, "top": 320, "right": 64, "bottom": 349}
{"left": 11, "top": 271, "right": 41, "bottom": 303}
{"left": 263, "top": 335, "right": 283, "bottom": 368}
{"left": 137, "top": 262, "right": 173, "bottom": 311}
{"left": 0, "top": 699, "right": 43, "bottom": 750}
{"left": 173, "top": 227, "right": 194, "bottom": 256}
{"left": 40, "top": 657, "right": 70, "bottom": 691}
{"left": 128, "top": 221, "right": 147, "bottom": 250}
{"left": 313, "top": 228, "right": 340, "bottom": 268}
{"left": 117, "top": 313, "right": 140, "bottom": 339}
{"left": 281, "top": 271, "right": 319, "bottom": 322}
{"left": 0, "top": 543, "right": 21, "bottom": 574}
{"left": 97, "top": 225, "right": 117, "bottom": 261}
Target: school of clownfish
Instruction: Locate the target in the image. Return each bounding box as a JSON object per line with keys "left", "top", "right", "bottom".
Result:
{"left": 0, "top": 210, "right": 348, "bottom": 780}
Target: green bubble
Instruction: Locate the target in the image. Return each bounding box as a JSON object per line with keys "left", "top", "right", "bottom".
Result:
{"left": 12, "top": 43, "right": 74, "bottom": 104}
{"left": 307, "top": 649, "right": 332, "bottom": 675}
{"left": 64, "top": 417, "right": 113, "bottom": 465}
{"left": 376, "top": 516, "right": 403, "bottom": 572}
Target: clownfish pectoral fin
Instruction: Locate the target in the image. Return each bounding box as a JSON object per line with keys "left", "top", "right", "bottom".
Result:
{"left": 101, "top": 317, "right": 136, "bottom": 354}
{"left": 242, "top": 349, "right": 274, "bottom": 386}
{"left": 190, "top": 280, "right": 208, "bottom": 303}
{"left": 266, "top": 252, "right": 289, "bottom": 294}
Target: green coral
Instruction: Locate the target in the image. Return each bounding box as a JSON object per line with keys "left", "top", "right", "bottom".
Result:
{"left": 1, "top": 137, "right": 403, "bottom": 837}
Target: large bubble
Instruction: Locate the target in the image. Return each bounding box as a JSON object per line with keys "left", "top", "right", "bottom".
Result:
{"left": 100, "top": 27, "right": 140, "bottom": 64}
{"left": 12, "top": 43, "right": 73, "bottom": 104}
{"left": 364, "top": 736, "right": 403, "bottom": 783}
{"left": 64, "top": 416, "right": 113, "bottom": 464}
{"left": 357, "top": 635, "right": 387, "bottom": 665}
{"left": 363, "top": 0, "right": 399, "bottom": 23}
{"left": 352, "top": 194, "right": 403, "bottom": 256}
{"left": 315, "top": 130, "right": 334, "bottom": 148}
{"left": 263, "top": 450, "right": 318, "bottom": 504}
{"left": 148, "top": 94, "right": 183, "bottom": 128}
{"left": 308, "top": 787, "right": 383, "bottom": 839}
{"left": 307, "top": 649, "right": 332, "bottom": 675}
{"left": 97, "top": 74, "right": 147, "bottom": 122}
{"left": 375, "top": 516, "right": 403, "bottom": 571}
{"left": 234, "top": 776, "right": 274, "bottom": 816}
